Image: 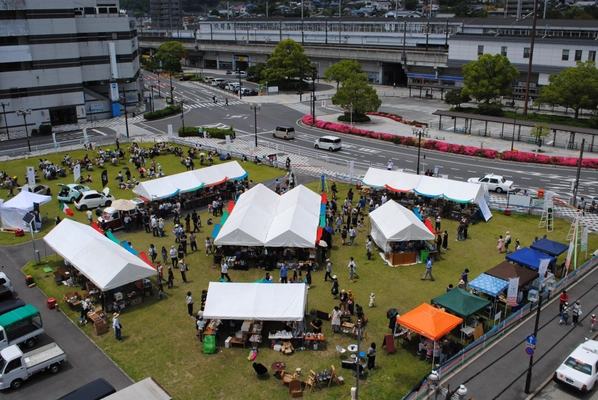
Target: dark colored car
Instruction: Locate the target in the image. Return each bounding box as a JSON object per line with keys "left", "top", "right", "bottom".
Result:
{"left": 57, "top": 378, "right": 116, "bottom": 400}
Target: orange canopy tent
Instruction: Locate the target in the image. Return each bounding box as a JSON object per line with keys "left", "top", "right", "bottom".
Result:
{"left": 396, "top": 303, "right": 463, "bottom": 341}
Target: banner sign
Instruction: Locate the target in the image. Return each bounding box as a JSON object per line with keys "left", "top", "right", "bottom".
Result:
{"left": 507, "top": 277, "right": 519, "bottom": 306}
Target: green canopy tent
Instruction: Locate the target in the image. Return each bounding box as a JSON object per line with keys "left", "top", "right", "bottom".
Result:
{"left": 431, "top": 289, "right": 491, "bottom": 319}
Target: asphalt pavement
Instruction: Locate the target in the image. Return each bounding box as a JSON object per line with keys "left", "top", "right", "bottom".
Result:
{"left": 0, "top": 241, "right": 132, "bottom": 398}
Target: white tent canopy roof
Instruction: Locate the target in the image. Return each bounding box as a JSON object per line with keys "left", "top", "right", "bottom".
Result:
{"left": 0, "top": 190, "right": 52, "bottom": 232}
{"left": 132, "top": 161, "right": 247, "bottom": 200}
{"left": 43, "top": 219, "right": 156, "bottom": 291}
{"left": 369, "top": 200, "right": 435, "bottom": 252}
{"left": 203, "top": 282, "right": 308, "bottom": 321}
{"left": 215, "top": 184, "right": 321, "bottom": 248}
{"left": 362, "top": 167, "right": 485, "bottom": 204}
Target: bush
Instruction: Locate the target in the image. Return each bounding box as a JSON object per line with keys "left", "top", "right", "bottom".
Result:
{"left": 143, "top": 105, "right": 181, "bottom": 121}
{"left": 337, "top": 113, "right": 371, "bottom": 123}
{"left": 589, "top": 117, "right": 598, "bottom": 129}
{"left": 179, "top": 126, "right": 235, "bottom": 139}
{"left": 31, "top": 128, "right": 39, "bottom": 137}
{"left": 38, "top": 124, "right": 52, "bottom": 136}
{"left": 477, "top": 103, "right": 504, "bottom": 117}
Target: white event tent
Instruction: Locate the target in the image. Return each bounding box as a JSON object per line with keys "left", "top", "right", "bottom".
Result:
{"left": 214, "top": 184, "right": 321, "bottom": 248}
{"left": 362, "top": 167, "right": 486, "bottom": 204}
{"left": 203, "top": 282, "right": 308, "bottom": 321}
{"left": 44, "top": 219, "right": 156, "bottom": 291}
{"left": 132, "top": 161, "right": 248, "bottom": 201}
{"left": 0, "top": 190, "right": 52, "bottom": 232}
{"left": 369, "top": 200, "right": 435, "bottom": 252}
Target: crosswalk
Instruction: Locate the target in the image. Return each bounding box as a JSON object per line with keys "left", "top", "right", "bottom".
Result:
{"left": 183, "top": 100, "right": 244, "bottom": 110}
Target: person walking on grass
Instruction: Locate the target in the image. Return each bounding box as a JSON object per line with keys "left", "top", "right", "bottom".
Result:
{"left": 442, "top": 230, "right": 449, "bottom": 251}
{"left": 421, "top": 257, "right": 435, "bottom": 281}
{"left": 497, "top": 235, "right": 505, "bottom": 253}
{"left": 348, "top": 257, "right": 357, "bottom": 282}
{"left": 205, "top": 237, "right": 212, "bottom": 256}
{"left": 112, "top": 313, "right": 122, "bottom": 341}
{"left": 220, "top": 259, "right": 232, "bottom": 282}
{"left": 349, "top": 226, "right": 357, "bottom": 246}
{"left": 186, "top": 291, "right": 194, "bottom": 317}
{"left": 170, "top": 245, "right": 178, "bottom": 268}
{"left": 167, "top": 265, "right": 174, "bottom": 288}
{"left": 179, "top": 260, "right": 188, "bottom": 284}
{"left": 324, "top": 259, "right": 333, "bottom": 281}
{"left": 367, "top": 342, "right": 377, "bottom": 370}
{"left": 366, "top": 236, "right": 373, "bottom": 260}
{"left": 504, "top": 231, "right": 512, "bottom": 253}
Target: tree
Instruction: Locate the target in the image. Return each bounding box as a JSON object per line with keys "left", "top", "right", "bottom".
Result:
{"left": 264, "top": 39, "right": 311, "bottom": 83}
{"left": 331, "top": 74, "right": 382, "bottom": 116}
{"left": 155, "top": 41, "right": 187, "bottom": 73}
{"left": 246, "top": 62, "right": 267, "bottom": 82}
{"left": 530, "top": 123, "right": 551, "bottom": 148}
{"left": 323, "top": 60, "right": 364, "bottom": 89}
{"left": 444, "top": 88, "right": 471, "bottom": 110}
{"left": 461, "top": 54, "right": 519, "bottom": 104}
{"left": 536, "top": 61, "right": 598, "bottom": 119}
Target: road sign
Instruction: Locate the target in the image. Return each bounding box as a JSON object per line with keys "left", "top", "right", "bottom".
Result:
{"left": 525, "top": 346, "right": 535, "bottom": 356}
{"left": 526, "top": 334, "right": 537, "bottom": 346}
{"left": 321, "top": 100, "right": 326, "bottom": 107}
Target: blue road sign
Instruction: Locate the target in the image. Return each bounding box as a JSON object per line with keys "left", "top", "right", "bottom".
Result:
{"left": 526, "top": 334, "right": 537, "bottom": 346}
{"left": 525, "top": 346, "right": 535, "bottom": 356}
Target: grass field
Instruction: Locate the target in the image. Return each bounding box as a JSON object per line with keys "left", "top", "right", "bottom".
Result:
{"left": 19, "top": 151, "right": 598, "bottom": 399}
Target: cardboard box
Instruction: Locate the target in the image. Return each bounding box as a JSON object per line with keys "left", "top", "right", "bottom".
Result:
{"left": 94, "top": 321, "right": 109, "bottom": 335}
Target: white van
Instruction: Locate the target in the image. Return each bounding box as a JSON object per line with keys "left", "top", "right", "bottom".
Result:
{"left": 212, "top": 78, "right": 227, "bottom": 87}
{"left": 273, "top": 126, "right": 296, "bottom": 140}
{"left": 314, "top": 136, "right": 342, "bottom": 151}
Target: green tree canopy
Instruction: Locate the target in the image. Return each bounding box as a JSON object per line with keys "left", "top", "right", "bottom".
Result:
{"left": 264, "top": 39, "right": 311, "bottom": 82}
{"left": 155, "top": 41, "right": 187, "bottom": 73}
{"left": 444, "top": 88, "right": 471, "bottom": 110}
{"left": 247, "top": 62, "right": 267, "bottom": 82}
{"left": 530, "top": 123, "right": 551, "bottom": 147}
{"left": 461, "top": 53, "right": 519, "bottom": 104}
{"left": 331, "top": 74, "right": 382, "bottom": 115}
{"left": 536, "top": 61, "right": 598, "bottom": 119}
{"left": 323, "top": 60, "right": 364, "bottom": 89}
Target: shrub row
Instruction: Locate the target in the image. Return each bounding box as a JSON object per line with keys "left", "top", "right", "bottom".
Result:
{"left": 178, "top": 126, "right": 236, "bottom": 139}
{"left": 302, "top": 113, "right": 598, "bottom": 168}
{"left": 143, "top": 105, "right": 181, "bottom": 121}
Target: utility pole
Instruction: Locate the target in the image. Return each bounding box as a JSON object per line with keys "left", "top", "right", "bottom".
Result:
{"left": 0, "top": 100, "right": 10, "bottom": 139}
{"left": 250, "top": 104, "right": 261, "bottom": 147}
{"left": 572, "top": 139, "right": 585, "bottom": 208}
{"left": 120, "top": 87, "right": 130, "bottom": 139}
{"left": 524, "top": 292, "right": 543, "bottom": 393}
{"left": 522, "top": 0, "right": 539, "bottom": 116}
{"left": 16, "top": 108, "right": 32, "bottom": 152}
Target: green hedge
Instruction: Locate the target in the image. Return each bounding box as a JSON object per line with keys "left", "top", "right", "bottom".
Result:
{"left": 143, "top": 105, "right": 181, "bottom": 121}
{"left": 338, "top": 113, "right": 371, "bottom": 123}
{"left": 178, "top": 126, "right": 236, "bottom": 139}
{"left": 38, "top": 124, "right": 53, "bottom": 135}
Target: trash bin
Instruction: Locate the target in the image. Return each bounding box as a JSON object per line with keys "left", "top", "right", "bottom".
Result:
{"left": 47, "top": 298, "right": 57, "bottom": 309}
{"left": 420, "top": 249, "right": 429, "bottom": 263}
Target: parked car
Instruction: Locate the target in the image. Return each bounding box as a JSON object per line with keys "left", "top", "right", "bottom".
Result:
{"left": 554, "top": 339, "right": 598, "bottom": 392}
{"left": 0, "top": 299, "right": 26, "bottom": 317}
{"left": 240, "top": 88, "right": 258, "bottom": 96}
{"left": 17, "top": 184, "right": 50, "bottom": 196}
{"left": 0, "top": 343, "right": 65, "bottom": 390}
{"left": 57, "top": 378, "right": 116, "bottom": 400}
{"left": 74, "top": 188, "right": 114, "bottom": 211}
{"left": 467, "top": 174, "right": 513, "bottom": 193}
{"left": 226, "top": 82, "right": 240, "bottom": 92}
{"left": 0, "top": 272, "right": 13, "bottom": 292}
{"left": 57, "top": 184, "right": 90, "bottom": 203}
{"left": 179, "top": 73, "right": 195, "bottom": 81}
{"left": 314, "top": 135, "right": 342, "bottom": 151}
{"left": 217, "top": 81, "right": 229, "bottom": 89}
{"left": 0, "top": 304, "right": 44, "bottom": 350}
{"left": 212, "top": 78, "right": 227, "bottom": 87}
{"left": 235, "top": 71, "right": 247, "bottom": 78}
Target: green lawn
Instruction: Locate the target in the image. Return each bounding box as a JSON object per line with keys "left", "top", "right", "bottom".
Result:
{"left": 21, "top": 172, "right": 598, "bottom": 400}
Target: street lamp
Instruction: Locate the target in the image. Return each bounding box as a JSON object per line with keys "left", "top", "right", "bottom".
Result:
{"left": 169, "top": 71, "right": 174, "bottom": 102}
{"left": 237, "top": 68, "right": 243, "bottom": 99}
{"left": 16, "top": 109, "right": 32, "bottom": 152}
{"left": 180, "top": 99, "right": 186, "bottom": 133}
{"left": 156, "top": 69, "right": 162, "bottom": 98}
{"left": 119, "top": 90, "right": 130, "bottom": 139}
{"left": 511, "top": 105, "right": 519, "bottom": 151}
{"left": 150, "top": 85, "right": 155, "bottom": 112}
{"left": 250, "top": 104, "right": 261, "bottom": 147}
{"left": 416, "top": 127, "right": 423, "bottom": 175}
{"left": 0, "top": 100, "right": 9, "bottom": 139}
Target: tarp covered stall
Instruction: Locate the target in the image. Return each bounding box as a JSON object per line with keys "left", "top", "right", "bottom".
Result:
{"left": 431, "top": 289, "right": 491, "bottom": 319}
{"left": 43, "top": 219, "right": 156, "bottom": 291}
{"left": 530, "top": 238, "right": 569, "bottom": 257}
{"left": 361, "top": 168, "right": 486, "bottom": 204}
{"left": 396, "top": 303, "right": 463, "bottom": 341}
{"left": 505, "top": 247, "right": 557, "bottom": 271}
{"left": 369, "top": 200, "right": 434, "bottom": 253}
{"left": 132, "top": 161, "right": 247, "bottom": 200}
{"left": 485, "top": 261, "right": 539, "bottom": 288}
{"left": 0, "top": 191, "right": 51, "bottom": 232}
{"left": 104, "top": 378, "right": 172, "bottom": 400}
{"left": 468, "top": 274, "right": 508, "bottom": 297}
{"left": 203, "top": 282, "right": 308, "bottom": 322}
{"left": 215, "top": 184, "right": 321, "bottom": 248}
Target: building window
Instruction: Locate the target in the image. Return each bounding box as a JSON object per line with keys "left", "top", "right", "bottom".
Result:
{"left": 562, "top": 49, "right": 569, "bottom": 61}
{"left": 477, "top": 45, "right": 484, "bottom": 56}
{"left": 501, "top": 46, "right": 507, "bottom": 57}
{"left": 523, "top": 47, "right": 530, "bottom": 58}
{"left": 575, "top": 50, "right": 582, "bottom": 61}
{"left": 589, "top": 51, "right": 596, "bottom": 62}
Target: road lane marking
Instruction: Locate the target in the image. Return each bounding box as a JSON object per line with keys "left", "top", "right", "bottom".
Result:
{"left": 91, "top": 129, "right": 106, "bottom": 136}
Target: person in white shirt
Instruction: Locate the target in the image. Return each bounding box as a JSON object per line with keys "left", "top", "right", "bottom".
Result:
{"left": 220, "top": 260, "right": 231, "bottom": 282}
{"left": 387, "top": 159, "right": 394, "bottom": 170}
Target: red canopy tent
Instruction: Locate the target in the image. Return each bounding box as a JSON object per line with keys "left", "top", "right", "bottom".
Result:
{"left": 396, "top": 303, "right": 463, "bottom": 341}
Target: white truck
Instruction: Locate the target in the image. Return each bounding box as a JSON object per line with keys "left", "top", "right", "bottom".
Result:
{"left": 0, "top": 342, "right": 66, "bottom": 390}
{"left": 0, "top": 305, "right": 44, "bottom": 351}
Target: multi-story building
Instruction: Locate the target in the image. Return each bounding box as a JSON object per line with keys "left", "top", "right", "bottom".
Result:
{"left": 150, "top": 0, "right": 182, "bottom": 31}
{"left": 0, "top": 0, "right": 139, "bottom": 132}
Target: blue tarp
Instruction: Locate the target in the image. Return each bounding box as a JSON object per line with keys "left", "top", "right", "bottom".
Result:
{"left": 530, "top": 238, "right": 569, "bottom": 257}
{"left": 468, "top": 274, "right": 508, "bottom": 297}
{"left": 505, "top": 247, "right": 557, "bottom": 271}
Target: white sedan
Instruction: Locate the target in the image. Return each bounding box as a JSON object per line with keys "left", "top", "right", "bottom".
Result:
{"left": 553, "top": 339, "right": 598, "bottom": 392}
{"left": 467, "top": 174, "right": 513, "bottom": 193}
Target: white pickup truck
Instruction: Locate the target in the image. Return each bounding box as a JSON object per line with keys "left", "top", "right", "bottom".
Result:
{"left": 0, "top": 342, "right": 66, "bottom": 390}
{"left": 0, "top": 305, "right": 44, "bottom": 351}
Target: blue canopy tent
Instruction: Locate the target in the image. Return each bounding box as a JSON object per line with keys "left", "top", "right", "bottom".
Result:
{"left": 530, "top": 238, "right": 569, "bottom": 257}
{"left": 505, "top": 247, "right": 557, "bottom": 271}
{"left": 468, "top": 274, "right": 508, "bottom": 297}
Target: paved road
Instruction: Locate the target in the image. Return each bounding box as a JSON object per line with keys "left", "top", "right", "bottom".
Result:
{"left": 437, "top": 264, "right": 598, "bottom": 400}
{"left": 0, "top": 241, "right": 132, "bottom": 399}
